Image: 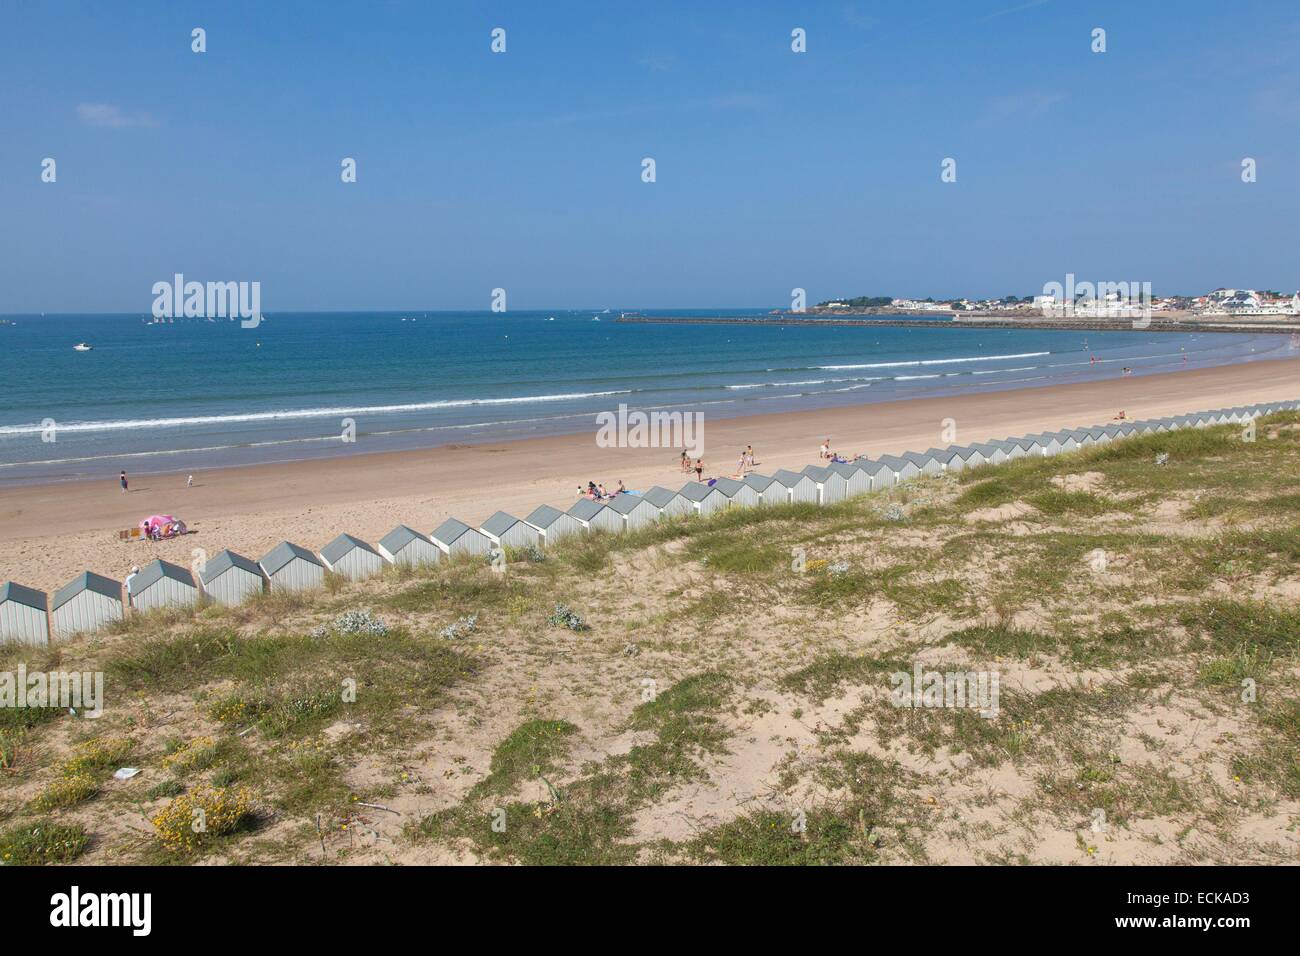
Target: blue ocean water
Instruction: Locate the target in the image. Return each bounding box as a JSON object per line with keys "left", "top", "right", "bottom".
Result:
{"left": 0, "top": 310, "right": 1291, "bottom": 484}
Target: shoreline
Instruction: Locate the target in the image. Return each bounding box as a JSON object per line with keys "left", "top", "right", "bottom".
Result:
{"left": 2, "top": 356, "right": 1298, "bottom": 595}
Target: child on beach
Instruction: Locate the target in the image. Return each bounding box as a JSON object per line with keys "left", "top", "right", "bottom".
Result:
{"left": 187, "top": 474, "right": 194, "bottom": 488}
{"left": 680, "top": 452, "right": 691, "bottom": 473}
{"left": 119, "top": 471, "right": 128, "bottom": 494}
{"left": 820, "top": 440, "right": 831, "bottom": 460}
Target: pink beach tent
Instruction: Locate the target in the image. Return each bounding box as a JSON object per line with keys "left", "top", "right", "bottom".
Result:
{"left": 140, "top": 514, "right": 187, "bottom": 539}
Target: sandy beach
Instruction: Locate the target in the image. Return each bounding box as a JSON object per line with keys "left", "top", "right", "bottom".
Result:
{"left": 2, "top": 357, "right": 1297, "bottom": 595}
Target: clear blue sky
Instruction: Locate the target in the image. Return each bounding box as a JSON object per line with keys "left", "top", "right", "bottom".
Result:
{"left": 3, "top": 0, "right": 1298, "bottom": 312}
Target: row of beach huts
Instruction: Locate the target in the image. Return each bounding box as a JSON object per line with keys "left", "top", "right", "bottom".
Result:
{"left": 0, "top": 400, "right": 1294, "bottom": 648}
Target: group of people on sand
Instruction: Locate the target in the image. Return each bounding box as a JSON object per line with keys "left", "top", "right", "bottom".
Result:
{"left": 578, "top": 480, "right": 627, "bottom": 501}
{"left": 677, "top": 445, "right": 759, "bottom": 483}
{"left": 818, "top": 439, "right": 855, "bottom": 464}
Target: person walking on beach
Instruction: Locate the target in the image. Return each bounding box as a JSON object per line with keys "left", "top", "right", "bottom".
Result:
{"left": 119, "top": 471, "right": 128, "bottom": 494}
{"left": 694, "top": 458, "right": 704, "bottom": 481}
{"left": 680, "top": 451, "right": 691, "bottom": 474}
{"left": 187, "top": 474, "right": 194, "bottom": 488}
{"left": 745, "top": 445, "right": 756, "bottom": 467}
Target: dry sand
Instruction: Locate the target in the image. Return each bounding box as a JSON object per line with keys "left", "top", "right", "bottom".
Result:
{"left": 2, "top": 358, "right": 1297, "bottom": 595}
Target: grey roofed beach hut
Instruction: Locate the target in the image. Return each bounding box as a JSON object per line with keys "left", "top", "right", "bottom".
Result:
{"left": 877, "top": 454, "right": 922, "bottom": 483}
{"left": 679, "top": 481, "right": 730, "bottom": 516}
{"left": 378, "top": 525, "right": 441, "bottom": 567}
{"left": 1003, "top": 436, "right": 1045, "bottom": 457}
{"left": 970, "top": 442, "right": 1010, "bottom": 466}
{"left": 260, "top": 541, "right": 326, "bottom": 592}
{"left": 431, "top": 517, "right": 493, "bottom": 558}
{"left": 949, "top": 445, "right": 988, "bottom": 468}
{"left": 902, "top": 450, "right": 945, "bottom": 476}
{"left": 198, "top": 550, "right": 265, "bottom": 606}
{"left": 320, "top": 533, "right": 384, "bottom": 582}
{"left": 743, "top": 473, "right": 784, "bottom": 506}
{"left": 606, "top": 492, "right": 660, "bottom": 530}
{"left": 1062, "top": 429, "right": 1096, "bottom": 448}
{"left": 856, "top": 459, "right": 897, "bottom": 489}
{"left": 1045, "top": 431, "right": 1080, "bottom": 452}
{"left": 641, "top": 486, "right": 693, "bottom": 520}
{"left": 712, "top": 476, "right": 761, "bottom": 508}
{"left": 830, "top": 460, "right": 872, "bottom": 496}
{"left": 525, "top": 504, "right": 585, "bottom": 543}
{"left": 51, "top": 571, "right": 123, "bottom": 638}
{"left": 130, "top": 559, "right": 199, "bottom": 612}
{"left": 481, "top": 511, "right": 542, "bottom": 548}
{"left": 1021, "top": 433, "right": 1063, "bottom": 456}
{"left": 567, "top": 498, "right": 625, "bottom": 533}
{"left": 924, "top": 448, "right": 964, "bottom": 472}
{"left": 771, "top": 468, "right": 818, "bottom": 504}
{"left": 0, "top": 581, "right": 49, "bottom": 647}
{"left": 987, "top": 439, "right": 1026, "bottom": 461}
{"left": 802, "top": 464, "right": 848, "bottom": 504}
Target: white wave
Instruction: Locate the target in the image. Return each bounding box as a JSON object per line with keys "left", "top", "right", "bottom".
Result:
{"left": 0, "top": 390, "right": 634, "bottom": 435}
{"left": 818, "top": 351, "right": 1050, "bottom": 371}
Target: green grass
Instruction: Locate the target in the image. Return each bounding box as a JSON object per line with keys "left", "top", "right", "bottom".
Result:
{"left": 0, "top": 820, "right": 90, "bottom": 864}
{"left": 471, "top": 719, "right": 579, "bottom": 798}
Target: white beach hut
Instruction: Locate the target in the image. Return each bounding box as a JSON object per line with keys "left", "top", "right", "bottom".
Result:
{"left": 829, "top": 461, "right": 872, "bottom": 497}
{"left": 432, "top": 518, "right": 493, "bottom": 558}
{"left": 1003, "top": 436, "right": 1045, "bottom": 458}
{"left": 855, "top": 459, "right": 896, "bottom": 490}
{"left": 712, "top": 476, "right": 761, "bottom": 508}
{"left": 771, "top": 469, "right": 818, "bottom": 504}
{"left": 641, "top": 486, "right": 693, "bottom": 520}
{"left": 525, "top": 504, "right": 585, "bottom": 544}
{"left": 198, "top": 550, "right": 265, "bottom": 606}
{"left": 260, "top": 541, "right": 326, "bottom": 592}
{"left": 876, "top": 454, "right": 922, "bottom": 484}
{"left": 605, "top": 492, "right": 660, "bottom": 531}
{"left": 802, "top": 464, "right": 849, "bottom": 504}
{"left": 679, "top": 481, "right": 730, "bottom": 517}
{"left": 481, "top": 511, "right": 542, "bottom": 549}
{"left": 742, "top": 473, "right": 783, "bottom": 506}
{"left": 320, "top": 534, "right": 385, "bottom": 582}
{"left": 902, "top": 450, "right": 945, "bottom": 476}
{"left": 567, "top": 498, "right": 625, "bottom": 533}
{"left": 378, "top": 525, "right": 441, "bottom": 567}
{"left": 130, "top": 559, "right": 199, "bottom": 612}
{"left": 51, "top": 571, "right": 123, "bottom": 638}
{"left": 0, "top": 582, "right": 49, "bottom": 647}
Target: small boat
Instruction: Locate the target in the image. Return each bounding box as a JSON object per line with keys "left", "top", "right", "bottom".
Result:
{"left": 73, "top": 342, "right": 93, "bottom": 351}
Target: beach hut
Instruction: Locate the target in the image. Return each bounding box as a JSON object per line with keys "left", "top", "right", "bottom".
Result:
{"left": 771, "top": 468, "right": 818, "bottom": 504}
{"left": 1002, "top": 436, "right": 1044, "bottom": 458}
{"left": 1045, "top": 431, "right": 1080, "bottom": 453}
{"left": 742, "top": 473, "right": 784, "bottom": 506}
{"left": 679, "top": 481, "right": 730, "bottom": 517}
{"left": 641, "top": 486, "right": 694, "bottom": 520}
{"left": 1021, "top": 433, "right": 1063, "bottom": 456}
{"left": 481, "top": 511, "right": 542, "bottom": 549}
{"left": 830, "top": 460, "right": 873, "bottom": 496}
{"left": 378, "top": 525, "right": 441, "bottom": 567}
{"left": 969, "top": 443, "right": 1009, "bottom": 466}
{"left": 432, "top": 518, "right": 493, "bottom": 558}
{"left": 802, "top": 464, "right": 849, "bottom": 504}
{"left": 855, "top": 459, "right": 896, "bottom": 490}
{"left": 525, "top": 504, "right": 585, "bottom": 543}
{"left": 1062, "top": 429, "right": 1097, "bottom": 449}
{"left": 985, "top": 439, "right": 1026, "bottom": 462}
{"left": 877, "top": 454, "right": 922, "bottom": 483}
{"left": 260, "top": 541, "right": 326, "bottom": 592}
{"left": 130, "top": 559, "right": 199, "bottom": 612}
{"left": 712, "top": 476, "right": 761, "bottom": 508}
{"left": 51, "top": 572, "right": 123, "bottom": 638}
{"left": 320, "top": 534, "right": 384, "bottom": 582}
{"left": 198, "top": 550, "right": 265, "bottom": 606}
{"left": 0, "top": 582, "right": 49, "bottom": 647}
{"left": 949, "top": 445, "right": 988, "bottom": 468}
{"left": 566, "top": 498, "right": 625, "bottom": 533}
{"left": 902, "top": 450, "right": 945, "bottom": 476}
{"left": 605, "top": 492, "right": 660, "bottom": 531}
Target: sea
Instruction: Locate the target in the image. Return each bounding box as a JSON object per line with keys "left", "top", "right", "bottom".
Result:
{"left": 0, "top": 310, "right": 1292, "bottom": 485}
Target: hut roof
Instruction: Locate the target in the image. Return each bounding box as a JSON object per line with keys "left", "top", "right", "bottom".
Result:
{"left": 802, "top": 464, "right": 833, "bottom": 482}
{"left": 0, "top": 581, "right": 47, "bottom": 611}
{"left": 525, "top": 504, "right": 567, "bottom": 528}
{"left": 771, "top": 469, "right": 806, "bottom": 487}
{"left": 432, "top": 518, "right": 475, "bottom": 543}
{"left": 876, "top": 454, "right": 912, "bottom": 469}
{"left": 199, "top": 550, "right": 262, "bottom": 585}
{"left": 379, "top": 525, "right": 430, "bottom": 553}
{"left": 51, "top": 571, "right": 120, "bottom": 611}
{"left": 260, "top": 541, "right": 323, "bottom": 576}
{"left": 568, "top": 498, "right": 607, "bottom": 521}
{"left": 134, "top": 559, "right": 194, "bottom": 592}
{"left": 641, "top": 487, "right": 681, "bottom": 509}
{"left": 321, "top": 534, "right": 378, "bottom": 564}
{"left": 828, "top": 461, "right": 862, "bottom": 478}
{"left": 605, "top": 494, "right": 644, "bottom": 515}
{"left": 481, "top": 511, "right": 524, "bottom": 537}
{"left": 711, "top": 477, "right": 747, "bottom": 497}
{"left": 742, "top": 473, "right": 777, "bottom": 491}
{"left": 678, "top": 481, "right": 717, "bottom": 502}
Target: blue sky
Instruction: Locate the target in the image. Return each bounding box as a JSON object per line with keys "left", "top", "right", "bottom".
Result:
{"left": 3, "top": 0, "right": 1298, "bottom": 312}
